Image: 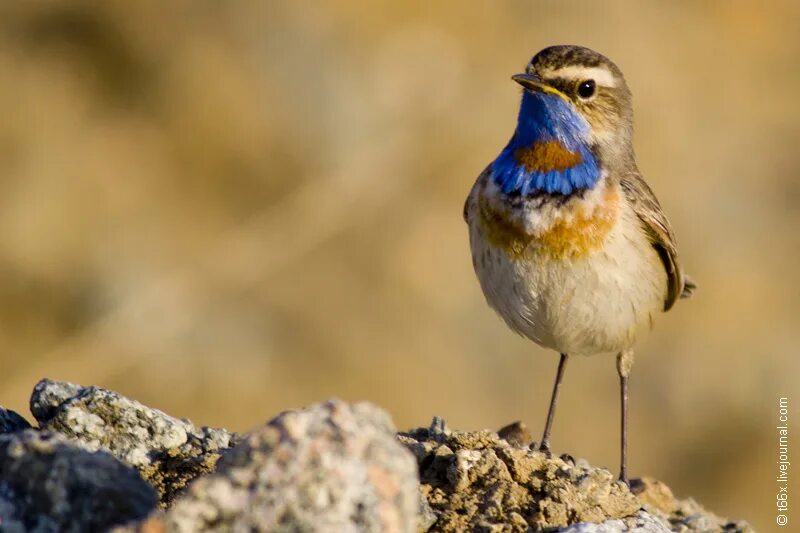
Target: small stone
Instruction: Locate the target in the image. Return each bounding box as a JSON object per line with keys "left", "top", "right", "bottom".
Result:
{"left": 0, "top": 408, "right": 31, "bottom": 434}
{"left": 29, "top": 379, "right": 83, "bottom": 423}
{"left": 497, "top": 421, "right": 533, "bottom": 448}
{"left": 559, "top": 452, "right": 576, "bottom": 465}
{"left": 429, "top": 416, "right": 450, "bottom": 437}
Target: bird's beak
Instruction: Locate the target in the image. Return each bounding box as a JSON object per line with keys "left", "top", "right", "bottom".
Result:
{"left": 512, "top": 73, "right": 569, "bottom": 101}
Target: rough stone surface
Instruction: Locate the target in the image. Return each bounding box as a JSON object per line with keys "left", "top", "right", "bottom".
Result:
{"left": 1, "top": 381, "right": 751, "bottom": 532}
{"left": 399, "top": 419, "right": 753, "bottom": 532}
{"left": 30, "top": 378, "right": 238, "bottom": 505}
{"left": 0, "top": 429, "right": 157, "bottom": 532}
{"left": 161, "top": 399, "right": 420, "bottom": 533}
{"left": 399, "top": 419, "right": 639, "bottom": 531}
{"left": 0, "top": 408, "right": 31, "bottom": 434}
{"left": 29, "top": 380, "right": 83, "bottom": 423}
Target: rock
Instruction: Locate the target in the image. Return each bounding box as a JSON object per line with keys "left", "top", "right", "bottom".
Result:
{"left": 161, "top": 399, "right": 420, "bottom": 533}
{"left": 559, "top": 510, "right": 672, "bottom": 532}
{"left": 0, "top": 429, "right": 157, "bottom": 532}
{"left": 30, "top": 378, "right": 238, "bottom": 505}
{"left": 29, "top": 379, "right": 83, "bottom": 423}
{"left": 400, "top": 420, "right": 639, "bottom": 531}
{"left": 497, "top": 421, "right": 533, "bottom": 448}
{"left": 5, "top": 380, "right": 750, "bottom": 532}
{"left": 399, "top": 419, "right": 752, "bottom": 532}
{"left": 417, "top": 493, "right": 438, "bottom": 532}
{"left": 0, "top": 408, "right": 31, "bottom": 434}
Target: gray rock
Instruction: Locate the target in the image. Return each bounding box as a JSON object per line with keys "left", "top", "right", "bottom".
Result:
{"left": 417, "top": 492, "right": 438, "bottom": 532}
{"left": 0, "top": 429, "right": 157, "bottom": 532}
{"left": 161, "top": 399, "right": 420, "bottom": 533}
{"left": 30, "top": 378, "right": 238, "bottom": 505}
{"left": 0, "top": 408, "right": 31, "bottom": 434}
{"left": 560, "top": 510, "right": 671, "bottom": 532}
{"left": 29, "top": 379, "right": 83, "bottom": 423}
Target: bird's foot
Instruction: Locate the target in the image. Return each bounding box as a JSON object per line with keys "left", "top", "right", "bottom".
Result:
{"left": 538, "top": 442, "right": 552, "bottom": 457}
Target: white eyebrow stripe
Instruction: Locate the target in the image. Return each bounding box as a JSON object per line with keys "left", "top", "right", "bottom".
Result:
{"left": 541, "top": 66, "right": 617, "bottom": 88}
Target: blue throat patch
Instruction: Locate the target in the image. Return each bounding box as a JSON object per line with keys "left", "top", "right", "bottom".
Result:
{"left": 491, "top": 91, "right": 600, "bottom": 196}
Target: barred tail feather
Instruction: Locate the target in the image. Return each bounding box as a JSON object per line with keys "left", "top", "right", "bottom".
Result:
{"left": 680, "top": 275, "right": 696, "bottom": 299}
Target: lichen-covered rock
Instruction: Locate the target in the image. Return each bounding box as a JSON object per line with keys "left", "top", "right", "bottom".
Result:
{"left": 399, "top": 419, "right": 752, "bottom": 533}
{"left": 30, "top": 378, "right": 238, "bottom": 505}
{"left": 0, "top": 429, "right": 157, "bottom": 532}
{"left": 161, "top": 399, "right": 420, "bottom": 533}
{"left": 0, "top": 408, "right": 31, "bottom": 434}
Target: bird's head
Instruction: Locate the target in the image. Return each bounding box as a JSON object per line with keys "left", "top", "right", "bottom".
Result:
{"left": 492, "top": 46, "right": 634, "bottom": 196}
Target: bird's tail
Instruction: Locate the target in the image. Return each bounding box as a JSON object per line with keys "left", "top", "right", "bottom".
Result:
{"left": 680, "top": 275, "right": 697, "bottom": 299}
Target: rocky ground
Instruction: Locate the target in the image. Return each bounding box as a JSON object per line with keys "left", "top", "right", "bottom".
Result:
{"left": 0, "top": 380, "right": 751, "bottom": 532}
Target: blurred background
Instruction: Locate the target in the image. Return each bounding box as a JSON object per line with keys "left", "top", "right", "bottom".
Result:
{"left": 0, "top": 1, "right": 797, "bottom": 529}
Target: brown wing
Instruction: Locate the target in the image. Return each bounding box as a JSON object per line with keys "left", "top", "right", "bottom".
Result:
{"left": 620, "top": 172, "right": 695, "bottom": 311}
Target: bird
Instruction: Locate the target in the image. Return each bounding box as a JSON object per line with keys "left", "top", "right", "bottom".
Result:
{"left": 463, "top": 45, "right": 695, "bottom": 484}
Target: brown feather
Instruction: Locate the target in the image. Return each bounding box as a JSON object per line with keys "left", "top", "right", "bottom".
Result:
{"left": 619, "top": 172, "right": 695, "bottom": 311}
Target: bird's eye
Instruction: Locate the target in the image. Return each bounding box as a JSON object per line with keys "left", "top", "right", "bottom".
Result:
{"left": 577, "top": 80, "right": 596, "bottom": 99}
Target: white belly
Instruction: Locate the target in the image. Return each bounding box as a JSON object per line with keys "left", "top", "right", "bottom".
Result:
{"left": 469, "top": 199, "right": 666, "bottom": 356}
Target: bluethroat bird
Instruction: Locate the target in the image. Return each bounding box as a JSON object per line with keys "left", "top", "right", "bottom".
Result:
{"left": 464, "top": 45, "right": 695, "bottom": 484}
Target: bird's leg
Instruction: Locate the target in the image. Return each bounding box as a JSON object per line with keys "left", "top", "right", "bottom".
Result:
{"left": 617, "top": 349, "right": 634, "bottom": 486}
{"left": 539, "top": 352, "right": 568, "bottom": 453}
